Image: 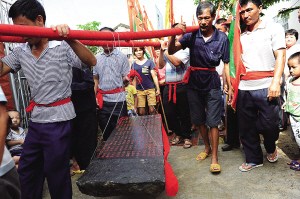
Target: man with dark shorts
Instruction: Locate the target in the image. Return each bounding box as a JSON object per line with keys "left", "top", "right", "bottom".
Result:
{"left": 168, "top": 1, "right": 229, "bottom": 173}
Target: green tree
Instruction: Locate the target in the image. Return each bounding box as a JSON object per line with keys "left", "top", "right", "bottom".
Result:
{"left": 77, "top": 21, "right": 101, "bottom": 55}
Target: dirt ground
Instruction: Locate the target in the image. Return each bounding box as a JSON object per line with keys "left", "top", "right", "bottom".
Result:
{"left": 42, "top": 125, "right": 300, "bottom": 199}
{"left": 277, "top": 126, "right": 300, "bottom": 160}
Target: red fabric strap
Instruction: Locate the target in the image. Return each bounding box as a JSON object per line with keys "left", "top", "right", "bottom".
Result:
{"left": 96, "top": 87, "right": 124, "bottom": 109}
{"left": 240, "top": 71, "right": 274, "bottom": 80}
{"left": 167, "top": 81, "right": 184, "bottom": 104}
{"left": 26, "top": 97, "right": 71, "bottom": 113}
{"left": 161, "top": 118, "right": 179, "bottom": 196}
{"left": 182, "top": 66, "right": 216, "bottom": 84}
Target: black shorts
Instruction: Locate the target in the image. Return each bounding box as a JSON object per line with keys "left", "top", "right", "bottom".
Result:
{"left": 187, "top": 88, "right": 222, "bottom": 128}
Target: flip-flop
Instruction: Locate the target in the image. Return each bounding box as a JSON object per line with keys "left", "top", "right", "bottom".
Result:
{"left": 290, "top": 164, "right": 300, "bottom": 171}
{"left": 196, "top": 151, "right": 210, "bottom": 160}
{"left": 210, "top": 163, "right": 221, "bottom": 173}
{"left": 71, "top": 170, "right": 85, "bottom": 175}
{"left": 239, "top": 163, "right": 263, "bottom": 172}
{"left": 287, "top": 160, "right": 300, "bottom": 166}
{"left": 183, "top": 139, "right": 192, "bottom": 149}
{"left": 171, "top": 136, "right": 183, "bottom": 145}
{"left": 266, "top": 150, "right": 278, "bottom": 163}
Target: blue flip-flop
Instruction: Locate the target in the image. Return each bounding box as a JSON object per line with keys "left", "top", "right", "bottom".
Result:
{"left": 239, "top": 163, "right": 263, "bottom": 172}
{"left": 287, "top": 160, "right": 300, "bottom": 166}
{"left": 290, "top": 164, "right": 300, "bottom": 171}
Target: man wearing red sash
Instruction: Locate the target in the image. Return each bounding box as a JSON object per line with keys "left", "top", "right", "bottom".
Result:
{"left": 168, "top": 1, "right": 230, "bottom": 173}
{"left": 93, "top": 27, "right": 130, "bottom": 141}
{"left": 0, "top": 1, "right": 96, "bottom": 198}
{"left": 236, "top": 0, "right": 285, "bottom": 172}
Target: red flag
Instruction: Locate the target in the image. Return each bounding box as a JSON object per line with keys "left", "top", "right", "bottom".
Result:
{"left": 228, "top": 1, "right": 246, "bottom": 109}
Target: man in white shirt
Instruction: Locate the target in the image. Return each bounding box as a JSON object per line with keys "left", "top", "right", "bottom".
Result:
{"left": 233, "top": 0, "right": 286, "bottom": 172}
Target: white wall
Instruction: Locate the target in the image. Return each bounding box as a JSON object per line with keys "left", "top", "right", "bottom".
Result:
{"left": 263, "top": 0, "right": 300, "bottom": 43}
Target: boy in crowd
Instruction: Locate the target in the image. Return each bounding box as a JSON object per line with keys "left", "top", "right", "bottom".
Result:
{"left": 124, "top": 79, "right": 138, "bottom": 117}
{"left": 6, "top": 110, "right": 26, "bottom": 168}
{"left": 285, "top": 52, "right": 300, "bottom": 170}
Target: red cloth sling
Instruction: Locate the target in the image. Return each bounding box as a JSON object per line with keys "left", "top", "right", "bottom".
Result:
{"left": 26, "top": 97, "right": 71, "bottom": 113}
{"left": 182, "top": 66, "right": 216, "bottom": 84}
{"left": 96, "top": 87, "right": 124, "bottom": 109}
{"left": 161, "top": 119, "right": 179, "bottom": 196}
{"left": 240, "top": 71, "right": 274, "bottom": 80}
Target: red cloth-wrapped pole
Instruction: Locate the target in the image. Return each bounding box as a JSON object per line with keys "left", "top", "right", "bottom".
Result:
{"left": 0, "top": 24, "right": 199, "bottom": 41}
{"left": 0, "top": 36, "right": 161, "bottom": 47}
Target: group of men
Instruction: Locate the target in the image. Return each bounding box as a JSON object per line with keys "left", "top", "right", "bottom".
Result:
{"left": 0, "top": 0, "right": 298, "bottom": 198}
{"left": 166, "top": 0, "right": 287, "bottom": 173}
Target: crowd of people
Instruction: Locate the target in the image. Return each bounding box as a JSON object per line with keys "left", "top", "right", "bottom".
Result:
{"left": 1, "top": 0, "right": 300, "bottom": 198}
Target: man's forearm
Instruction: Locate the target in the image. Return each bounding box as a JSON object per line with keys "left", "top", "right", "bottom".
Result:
{"left": 0, "top": 104, "right": 8, "bottom": 164}
{"left": 273, "top": 49, "right": 286, "bottom": 84}
{"left": 67, "top": 40, "right": 97, "bottom": 67}
{"left": 158, "top": 49, "right": 166, "bottom": 69}
{"left": 167, "top": 36, "right": 177, "bottom": 55}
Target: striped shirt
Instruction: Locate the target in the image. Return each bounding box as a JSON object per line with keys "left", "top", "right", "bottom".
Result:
{"left": 2, "top": 41, "right": 78, "bottom": 123}
{"left": 93, "top": 48, "right": 130, "bottom": 102}
{"left": 164, "top": 48, "right": 190, "bottom": 83}
{"left": 6, "top": 127, "right": 27, "bottom": 152}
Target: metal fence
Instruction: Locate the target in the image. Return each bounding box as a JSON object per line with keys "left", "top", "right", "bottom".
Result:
{"left": 0, "top": 0, "right": 31, "bottom": 128}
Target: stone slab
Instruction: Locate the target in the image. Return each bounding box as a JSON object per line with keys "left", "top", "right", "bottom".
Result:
{"left": 77, "top": 115, "right": 165, "bottom": 197}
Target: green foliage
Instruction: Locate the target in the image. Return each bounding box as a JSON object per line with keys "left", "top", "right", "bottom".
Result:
{"left": 278, "top": 6, "right": 300, "bottom": 18}
{"left": 77, "top": 21, "right": 101, "bottom": 55}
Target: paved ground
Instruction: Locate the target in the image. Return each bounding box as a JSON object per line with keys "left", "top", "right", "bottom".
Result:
{"left": 43, "top": 127, "right": 300, "bottom": 199}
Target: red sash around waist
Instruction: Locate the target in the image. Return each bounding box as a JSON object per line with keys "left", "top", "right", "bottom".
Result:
{"left": 240, "top": 71, "right": 274, "bottom": 80}
{"left": 96, "top": 87, "right": 124, "bottom": 109}
{"left": 26, "top": 97, "right": 71, "bottom": 113}
{"left": 182, "top": 66, "right": 216, "bottom": 84}
{"left": 166, "top": 81, "right": 184, "bottom": 104}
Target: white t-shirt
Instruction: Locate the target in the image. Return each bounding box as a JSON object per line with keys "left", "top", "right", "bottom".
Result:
{"left": 239, "top": 20, "right": 286, "bottom": 90}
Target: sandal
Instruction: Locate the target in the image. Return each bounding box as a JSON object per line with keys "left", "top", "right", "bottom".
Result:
{"left": 71, "top": 170, "right": 85, "bottom": 176}
{"left": 183, "top": 139, "right": 192, "bottom": 149}
{"left": 239, "top": 163, "right": 263, "bottom": 172}
{"left": 290, "top": 164, "right": 300, "bottom": 171}
{"left": 287, "top": 160, "right": 300, "bottom": 166}
{"left": 196, "top": 151, "right": 210, "bottom": 161}
{"left": 171, "top": 136, "right": 183, "bottom": 145}
{"left": 266, "top": 149, "right": 278, "bottom": 163}
{"left": 210, "top": 163, "right": 221, "bottom": 173}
